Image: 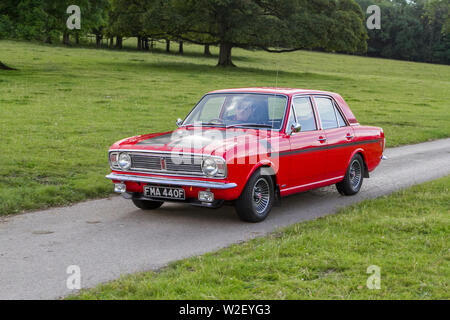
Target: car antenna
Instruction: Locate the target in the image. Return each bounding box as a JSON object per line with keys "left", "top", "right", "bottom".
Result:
{"left": 270, "top": 62, "right": 280, "bottom": 131}
{"left": 275, "top": 63, "right": 279, "bottom": 89}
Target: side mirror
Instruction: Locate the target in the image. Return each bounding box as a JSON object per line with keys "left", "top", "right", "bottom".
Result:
{"left": 288, "top": 123, "right": 301, "bottom": 135}
{"left": 176, "top": 118, "right": 183, "bottom": 128}
{"left": 292, "top": 123, "right": 301, "bottom": 133}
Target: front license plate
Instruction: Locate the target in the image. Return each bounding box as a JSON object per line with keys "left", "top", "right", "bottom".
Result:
{"left": 143, "top": 186, "right": 185, "bottom": 200}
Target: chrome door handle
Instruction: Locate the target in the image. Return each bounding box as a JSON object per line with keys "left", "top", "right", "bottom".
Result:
{"left": 318, "top": 137, "right": 327, "bottom": 142}
{"left": 346, "top": 134, "right": 354, "bottom": 140}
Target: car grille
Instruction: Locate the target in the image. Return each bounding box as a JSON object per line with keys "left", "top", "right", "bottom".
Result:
{"left": 130, "top": 153, "right": 204, "bottom": 176}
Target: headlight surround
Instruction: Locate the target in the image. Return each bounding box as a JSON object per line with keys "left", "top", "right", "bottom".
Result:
{"left": 202, "top": 157, "right": 226, "bottom": 178}
{"left": 118, "top": 152, "right": 132, "bottom": 170}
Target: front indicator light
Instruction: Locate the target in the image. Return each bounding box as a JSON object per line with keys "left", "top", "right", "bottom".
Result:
{"left": 114, "top": 183, "right": 126, "bottom": 193}
{"left": 198, "top": 191, "right": 214, "bottom": 203}
{"left": 109, "top": 152, "right": 119, "bottom": 169}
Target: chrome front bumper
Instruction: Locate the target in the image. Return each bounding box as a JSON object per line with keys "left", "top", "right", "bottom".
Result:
{"left": 106, "top": 173, "right": 237, "bottom": 190}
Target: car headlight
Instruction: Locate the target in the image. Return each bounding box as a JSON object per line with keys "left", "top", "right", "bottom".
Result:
{"left": 201, "top": 157, "right": 226, "bottom": 177}
{"left": 118, "top": 152, "right": 132, "bottom": 170}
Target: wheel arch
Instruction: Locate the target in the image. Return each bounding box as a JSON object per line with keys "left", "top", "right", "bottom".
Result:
{"left": 243, "top": 161, "right": 280, "bottom": 196}
{"left": 348, "top": 148, "right": 369, "bottom": 178}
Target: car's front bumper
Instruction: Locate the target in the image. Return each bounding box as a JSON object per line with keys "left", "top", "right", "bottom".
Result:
{"left": 106, "top": 173, "right": 238, "bottom": 190}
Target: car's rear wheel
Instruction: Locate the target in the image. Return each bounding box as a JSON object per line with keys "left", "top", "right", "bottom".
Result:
{"left": 336, "top": 154, "right": 364, "bottom": 196}
{"left": 235, "top": 169, "right": 274, "bottom": 222}
{"left": 132, "top": 199, "right": 164, "bottom": 210}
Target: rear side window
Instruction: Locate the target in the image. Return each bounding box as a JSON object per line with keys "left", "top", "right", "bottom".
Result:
{"left": 334, "top": 103, "right": 347, "bottom": 127}
{"left": 315, "top": 97, "right": 338, "bottom": 129}
{"left": 293, "top": 97, "right": 317, "bottom": 131}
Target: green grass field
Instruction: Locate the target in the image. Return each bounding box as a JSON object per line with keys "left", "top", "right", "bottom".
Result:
{"left": 70, "top": 176, "right": 450, "bottom": 300}
{"left": 0, "top": 40, "right": 449, "bottom": 215}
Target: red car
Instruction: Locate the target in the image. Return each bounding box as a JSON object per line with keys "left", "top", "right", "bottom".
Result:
{"left": 107, "top": 88, "right": 385, "bottom": 222}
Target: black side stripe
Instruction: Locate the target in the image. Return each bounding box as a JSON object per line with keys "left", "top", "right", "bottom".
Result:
{"left": 270, "top": 139, "right": 381, "bottom": 157}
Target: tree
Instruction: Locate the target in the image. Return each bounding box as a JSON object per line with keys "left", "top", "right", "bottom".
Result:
{"left": 153, "top": 0, "right": 368, "bottom": 66}
{"left": 109, "top": 0, "right": 158, "bottom": 50}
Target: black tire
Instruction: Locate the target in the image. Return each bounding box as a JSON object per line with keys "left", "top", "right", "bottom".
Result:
{"left": 132, "top": 199, "right": 164, "bottom": 210}
{"left": 235, "top": 170, "right": 274, "bottom": 222}
{"left": 336, "top": 154, "right": 365, "bottom": 196}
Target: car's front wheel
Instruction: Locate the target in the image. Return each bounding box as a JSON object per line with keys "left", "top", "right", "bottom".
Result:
{"left": 132, "top": 199, "right": 164, "bottom": 210}
{"left": 235, "top": 169, "right": 274, "bottom": 222}
{"left": 336, "top": 154, "right": 364, "bottom": 196}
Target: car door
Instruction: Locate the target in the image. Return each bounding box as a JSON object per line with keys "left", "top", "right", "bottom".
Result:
{"left": 286, "top": 96, "right": 327, "bottom": 188}
{"left": 313, "top": 96, "right": 355, "bottom": 179}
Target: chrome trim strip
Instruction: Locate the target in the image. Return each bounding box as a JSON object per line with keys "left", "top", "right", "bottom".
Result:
{"left": 106, "top": 173, "right": 237, "bottom": 190}
{"left": 281, "top": 176, "right": 344, "bottom": 192}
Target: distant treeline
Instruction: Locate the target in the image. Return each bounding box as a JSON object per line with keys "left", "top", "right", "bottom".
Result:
{"left": 356, "top": 0, "right": 449, "bottom": 64}
{"left": 0, "top": 0, "right": 448, "bottom": 66}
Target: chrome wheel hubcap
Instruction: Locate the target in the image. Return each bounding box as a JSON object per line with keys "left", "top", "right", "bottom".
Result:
{"left": 253, "top": 178, "right": 270, "bottom": 215}
{"left": 349, "top": 160, "right": 362, "bottom": 189}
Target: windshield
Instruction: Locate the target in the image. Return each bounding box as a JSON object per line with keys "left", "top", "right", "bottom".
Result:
{"left": 183, "top": 93, "right": 288, "bottom": 130}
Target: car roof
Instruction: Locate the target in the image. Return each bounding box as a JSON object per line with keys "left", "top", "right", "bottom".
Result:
{"left": 208, "top": 87, "right": 337, "bottom": 96}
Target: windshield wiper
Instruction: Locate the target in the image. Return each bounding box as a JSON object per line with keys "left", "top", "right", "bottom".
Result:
{"left": 227, "top": 123, "right": 274, "bottom": 129}
{"left": 200, "top": 122, "right": 226, "bottom": 127}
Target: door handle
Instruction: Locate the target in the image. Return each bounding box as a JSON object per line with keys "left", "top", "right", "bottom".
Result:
{"left": 345, "top": 134, "right": 354, "bottom": 140}
{"left": 318, "top": 137, "right": 327, "bottom": 142}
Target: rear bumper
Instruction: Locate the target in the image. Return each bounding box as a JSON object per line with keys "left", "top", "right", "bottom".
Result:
{"left": 106, "top": 173, "right": 238, "bottom": 190}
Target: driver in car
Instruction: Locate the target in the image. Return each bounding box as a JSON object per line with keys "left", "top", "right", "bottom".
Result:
{"left": 235, "top": 100, "right": 255, "bottom": 122}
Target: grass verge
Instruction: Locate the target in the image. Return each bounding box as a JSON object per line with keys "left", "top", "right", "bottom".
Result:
{"left": 70, "top": 176, "right": 450, "bottom": 300}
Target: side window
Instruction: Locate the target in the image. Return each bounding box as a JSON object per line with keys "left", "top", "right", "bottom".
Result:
{"left": 293, "top": 97, "right": 317, "bottom": 131}
{"left": 334, "top": 103, "right": 347, "bottom": 127}
{"left": 315, "top": 97, "right": 338, "bottom": 130}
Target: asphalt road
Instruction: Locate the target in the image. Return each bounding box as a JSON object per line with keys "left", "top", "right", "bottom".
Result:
{"left": 1, "top": 138, "right": 449, "bottom": 300}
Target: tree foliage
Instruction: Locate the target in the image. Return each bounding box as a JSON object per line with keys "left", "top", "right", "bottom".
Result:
{"left": 356, "top": 0, "right": 449, "bottom": 64}
{"left": 146, "top": 0, "right": 368, "bottom": 65}
{"left": 0, "top": 0, "right": 448, "bottom": 65}
{"left": 0, "top": 0, "right": 109, "bottom": 44}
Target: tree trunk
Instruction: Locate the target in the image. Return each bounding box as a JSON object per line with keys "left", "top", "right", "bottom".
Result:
{"left": 0, "top": 61, "right": 16, "bottom": 70}
{"left": 96, "top": 34, "right": 102, "bottom": 48}
{"left": 137, "top": 36, "right": 142, "bottom": 50}
{"left": 150, "top": 39, "right": 155, "bottom": 49}
{"left": 109, "top": 37, "right": 114, "bottom": 48}
{"left": 142, "top": 37, "right": 150, "bottom": 51}
{"left": 166, "top": 39, "right": 170, "bottom": 53}
{"left": 116, "top": 37, "right": 123, "bottom": 49}
{"left": 62, "top": 32, "right": 70, "bottom": 46}
{"left": 204, "top": 44, "right": 212, "bottom": 56}
{"left": 179, "top": 41, "right": 184, "bottom": 54}
{"left": 218, "top": 43, "right": 234, "bottom": 67}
